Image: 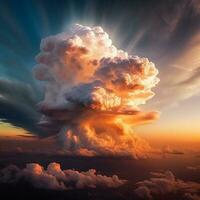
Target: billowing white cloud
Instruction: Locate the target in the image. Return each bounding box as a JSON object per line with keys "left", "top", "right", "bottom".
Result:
{"left": 134, "top": 170, "right": 200, "bottom": 200}
{"left": 33, "top": 24, "right": 159, "bottom": 158}
{"left": 0, "top": 162, "right": 126, "bottom": 190}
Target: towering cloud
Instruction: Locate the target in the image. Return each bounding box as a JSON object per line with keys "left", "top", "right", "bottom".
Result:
{"left": 33, "top": 24, "right": 159, "bottom": 158}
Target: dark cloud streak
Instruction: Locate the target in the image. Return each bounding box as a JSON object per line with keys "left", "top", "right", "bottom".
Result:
{"left": 0, "top": 79, "right": 49, "bottom": 136}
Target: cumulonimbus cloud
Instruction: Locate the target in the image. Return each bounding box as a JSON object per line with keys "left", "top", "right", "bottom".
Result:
{"left": 33, "top": 24, "right": 159, "bottom": 158}
{"left": 0, "top": 162, "right": 126, "bottom": 190}
{"left": 134, "top": 170, "right": 200, "bottom": 200}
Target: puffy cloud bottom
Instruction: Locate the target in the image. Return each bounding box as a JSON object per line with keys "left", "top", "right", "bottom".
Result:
{"left": 0, "top": 162, "right": 126, "bottom": 190}
{"left": 134, "top": 171, "right": 200, "bottom": 200}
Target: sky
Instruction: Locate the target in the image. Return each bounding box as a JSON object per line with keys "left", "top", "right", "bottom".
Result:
{"left": 0, "top": 1, "right": 200, "bottom": 200}
{"left": 0, "top": 0, "right": 200, "bottom": 154}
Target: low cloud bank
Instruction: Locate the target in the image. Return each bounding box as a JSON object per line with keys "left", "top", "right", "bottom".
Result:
{"left": 134, "top": 171, "right": 200, "bottom": 200}
{"left": 0, "top": 162, "right": 126, "bottom": 190}
{"left": 163, "top": 146, "right": 184, "bottom": 155}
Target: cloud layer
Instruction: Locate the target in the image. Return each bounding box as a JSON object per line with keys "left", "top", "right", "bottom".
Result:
{"left": 33, "top": 24, "right": 159, "bottom": 158}
{"left": 0, "top": 162, "right": 126, "bottom": 190}
{"left": 134, "top": 170, "right": 200, "bottom": 200}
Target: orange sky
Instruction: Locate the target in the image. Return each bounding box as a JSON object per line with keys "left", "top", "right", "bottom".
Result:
{"left": 1, "top": 119, "right": 200, "bottom": 154}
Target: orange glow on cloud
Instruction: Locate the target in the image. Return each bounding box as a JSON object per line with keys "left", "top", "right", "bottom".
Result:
{"left": 33, "top": 24, "right": 160, "bottom": 158}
